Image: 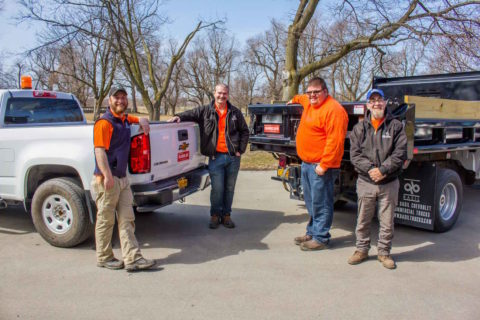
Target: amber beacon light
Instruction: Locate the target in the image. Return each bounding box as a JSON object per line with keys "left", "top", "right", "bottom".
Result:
{"left": 20, "top": 75, "right": 33, "bottom": 89}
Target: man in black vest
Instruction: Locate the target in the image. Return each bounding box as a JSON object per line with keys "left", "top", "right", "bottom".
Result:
{"left": 92, "top": 85, "right": 154, "bottom": 272}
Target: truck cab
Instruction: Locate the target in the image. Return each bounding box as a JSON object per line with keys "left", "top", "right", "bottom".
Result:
{"left": 0, "top": 78, "right": 210, "bottom": 247}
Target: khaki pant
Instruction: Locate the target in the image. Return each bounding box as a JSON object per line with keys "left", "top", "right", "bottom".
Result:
{"left": 91, "top": 176, "right": 142, "bottom": 265}
{"left": 355, "top": 178, "right": 399, "bottom": 255}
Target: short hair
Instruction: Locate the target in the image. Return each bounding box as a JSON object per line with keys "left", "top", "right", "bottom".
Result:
{"left": 307, "top": 77, "right": 328, "bottom": 93}
{"left": 215, "top": 83, "right": 229, "bottom": 93}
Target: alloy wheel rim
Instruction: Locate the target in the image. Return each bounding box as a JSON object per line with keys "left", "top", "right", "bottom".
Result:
{"left": 439, "top": 182, "right": 457, "bottom": 221}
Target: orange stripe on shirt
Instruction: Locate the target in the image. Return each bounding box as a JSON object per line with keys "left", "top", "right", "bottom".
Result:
{"left": 215, "top": 104, "right": 228, "bottom": 153}
{"left": 292, "top": 94, "right": 348, "bottom": 169}
{"left": 93, "top": 111, "right": 139, "bottom": 150}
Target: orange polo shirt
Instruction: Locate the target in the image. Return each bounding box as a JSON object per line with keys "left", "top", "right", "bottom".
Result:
{"left": 215, "top": 103, "right": 228, "bottom": 153}
{"left": 93, "top": 110, "right": 139, "bottom": 150}
{"left": 371, "top": 117, "right": 385, "bottom": 132}
{"left": 292, "top": 94, "right": 348, "bottom": 169}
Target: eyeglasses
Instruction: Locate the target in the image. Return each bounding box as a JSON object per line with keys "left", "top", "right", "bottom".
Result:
{"left": 305, "top": 89, "right": 325, "bottom": 96}
{"left": 368, "top": 99, "right": 384, "bottom": 104}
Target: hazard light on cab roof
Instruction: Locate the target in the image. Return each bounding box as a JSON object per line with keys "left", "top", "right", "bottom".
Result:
{"left": 21, "top": 75, "right": 32, "bottom": 89}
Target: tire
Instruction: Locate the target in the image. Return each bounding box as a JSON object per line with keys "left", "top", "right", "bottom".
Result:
{"left": 31, "top": 178, "right": 93, "bottom": 247}
{"left": 433, "top": 168, "right": 463, "bottom": 233}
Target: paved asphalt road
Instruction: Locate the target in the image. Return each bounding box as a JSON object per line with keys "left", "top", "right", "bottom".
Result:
{"left": 1, "top": 171, "right": 479, "bottom": 319}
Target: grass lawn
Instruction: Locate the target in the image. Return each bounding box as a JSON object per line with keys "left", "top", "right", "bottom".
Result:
{"left": 84, "top": 112, "right": 277, "bottom": 170}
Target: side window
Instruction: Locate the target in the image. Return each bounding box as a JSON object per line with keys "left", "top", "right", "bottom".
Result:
{"left": 4, "top": 98, "right": 83, "bottom": 124}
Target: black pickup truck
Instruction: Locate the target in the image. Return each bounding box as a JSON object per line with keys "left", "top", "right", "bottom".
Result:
{"left": 248, "top": 71, "right": 480, "bottom": 232}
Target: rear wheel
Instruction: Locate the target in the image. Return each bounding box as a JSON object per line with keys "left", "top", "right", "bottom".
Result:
{"left": 31, "top": 178, "right": 93, "bottom": 247}
{"left": 433, "top": 168, "right": 462, "bottom": 232}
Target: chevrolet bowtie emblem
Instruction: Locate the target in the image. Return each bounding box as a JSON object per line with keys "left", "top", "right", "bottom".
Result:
{"left": 179, "top": 142, "right": 189, "bottom": 150}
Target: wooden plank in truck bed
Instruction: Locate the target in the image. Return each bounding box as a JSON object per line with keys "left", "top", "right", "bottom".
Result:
{"left": 405, "top": 95, "right": 480, "bottom": 120}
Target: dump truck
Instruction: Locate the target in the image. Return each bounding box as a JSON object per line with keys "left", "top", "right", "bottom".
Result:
{"left": 248, "top": 71, "right": 480, "bottom": 232}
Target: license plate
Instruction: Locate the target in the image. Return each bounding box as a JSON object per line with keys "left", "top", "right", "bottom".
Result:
{"left": 277, "top": 168, "right": 289, "bottom": 179}
{"left": 177, "top": 177, "right": 188, "bottom": 189}
{"left": 264, "top": 124, "right": 280, "bottom": 134}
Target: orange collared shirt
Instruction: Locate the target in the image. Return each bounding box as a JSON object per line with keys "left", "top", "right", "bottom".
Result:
{"left": 215, "top": 103, "right": 228, "bottom": 153}
{"left": 93, "top": 110, "right": 139, "bottom": 150}
{"left": 292, "top": 94, "right": 348, "bottom": 169}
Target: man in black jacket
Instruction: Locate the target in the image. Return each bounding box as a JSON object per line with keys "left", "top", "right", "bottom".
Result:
{"left": 169, "top": 84, "right": 249, "bottom": 229}
{"left": 348, "top": 89, "right": 407, "bottom": 269}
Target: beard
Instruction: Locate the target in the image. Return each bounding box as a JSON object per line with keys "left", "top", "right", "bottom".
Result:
{"left": 371, "top": 109, "right": 385, "bottom": 119}
{"left": 111, "top": 104, "right": 127, "bottom": 114}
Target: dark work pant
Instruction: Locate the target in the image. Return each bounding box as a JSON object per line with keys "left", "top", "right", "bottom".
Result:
{"left": 208, "top": 153, "right": 241, "bottom": 217}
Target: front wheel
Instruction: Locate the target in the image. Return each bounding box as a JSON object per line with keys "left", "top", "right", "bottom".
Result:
{"left": 433, "top": 168, "right": 463, "bottom": 233}
{"left": 31, "top": 178, "right": 93, "bottom": 247}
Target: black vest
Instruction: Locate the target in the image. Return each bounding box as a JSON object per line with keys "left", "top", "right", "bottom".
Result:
{"left": 94, "top": 107, "right": 131, "bottom": 178}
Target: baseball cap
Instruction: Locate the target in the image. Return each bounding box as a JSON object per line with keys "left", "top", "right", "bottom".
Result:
{"left": 366, "top": 88, "right": 385, "bottom": 100}
{"left": 109, "top": 85, "right": 127, "bottom": 96}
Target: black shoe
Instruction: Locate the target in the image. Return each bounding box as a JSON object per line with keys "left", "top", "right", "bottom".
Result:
{"left": 125, "top": 258, "right": 155, "bottom": 272}
{"left": 209, "top": 215, "right": 221, "bottom": 229}
{"left": 97, "top": 258, "right": 124, "bottom": 270}
{"left": 222, "top": 215, "right": 235, "bottom": 228}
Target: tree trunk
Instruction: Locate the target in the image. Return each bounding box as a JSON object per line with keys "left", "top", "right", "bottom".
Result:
{"left": 93, "top": 97, "right": 102, "bottom": 121}
{"left": 130, "top": 85, "right": 137, "bottom": 113}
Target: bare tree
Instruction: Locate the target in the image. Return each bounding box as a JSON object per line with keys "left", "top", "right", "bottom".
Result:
{"left": 229, "top": 62, "right": 261, "bottom": 114}
{"left": 20, "top": 0, "right": 220, "bottom": 120}
{"left": 282, "top": 0, "right": 480, "bottom": 100}
{"left": 182, "top": 29, "right": 238, "bottom": 106}
{"left": 245, "top": 19, "right": 285, "bottom": 102}
{"left": 427, "top": 19, "right": 480, "bottom": 73}
{"left": 27, "top": 27, "right": 118, "bottom": 119}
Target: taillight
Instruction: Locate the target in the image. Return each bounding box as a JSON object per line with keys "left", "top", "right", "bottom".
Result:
{"left": 130, "top": 134, "right": 151, "bottom": 173}
{"left": 278, "top": 155, "right": 287, "bottom": 168}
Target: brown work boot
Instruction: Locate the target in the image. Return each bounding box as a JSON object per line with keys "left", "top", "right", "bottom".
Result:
{"left": 222, "top": 215, "right": 235, "bottom": 228}
{"left": 97, "top": 258, "right": 124, "bottom": 270}
{"left": 300, "top": 239, "right": 328, "bottom": 251}
{"left": 294, "top": 234, "right": 312, "bottom": 245}
{"left": 209, "top": 215, "right": 220, "bottom": 229}
{"left": 378, "top": 255, "right": 396, "bottom": 269}
{"left": 348, "top": 250, "right": 368, "bottom": 265}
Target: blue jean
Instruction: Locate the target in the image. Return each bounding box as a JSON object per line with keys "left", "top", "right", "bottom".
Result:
{"left": 208, "top": 153, "right": 241, "bottom": 217}
{"left": 301, "top": 162, "right": 339, "bottom": 244}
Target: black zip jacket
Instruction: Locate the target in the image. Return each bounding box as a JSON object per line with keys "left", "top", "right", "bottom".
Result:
{"left": 176, "top": 100, "right": 250, "bottom": 157}
{"left": 350, "top": 111, "right": 407, "bottom": 185}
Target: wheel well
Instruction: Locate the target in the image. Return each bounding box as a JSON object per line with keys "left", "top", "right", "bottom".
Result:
{"left": 435, "top": 160, "right": 474, "bottom": 185}
{"left": 25, "top": 165, "right": 82, "bottom": 201}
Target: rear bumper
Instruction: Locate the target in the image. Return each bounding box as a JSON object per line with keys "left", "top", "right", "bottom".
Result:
{"left": 131, "top": 166, "right": 210, "bottom": 212}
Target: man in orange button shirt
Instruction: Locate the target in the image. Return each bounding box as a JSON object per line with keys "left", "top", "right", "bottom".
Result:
{"left": 169, "top": 84, "right": 249, "bottom": 229}
{"left": 288, "top": 77, "right": 348, "bottom": 251}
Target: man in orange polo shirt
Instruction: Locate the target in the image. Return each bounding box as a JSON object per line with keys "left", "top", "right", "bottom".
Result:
{"left": 288, "top": 77, "right": 348, "bottom": 251}
{"left": 169, "top": 84, "right": 249, "bottom": 229}
{"left": 92, "top": 85, "right": 155, "bottom": 272}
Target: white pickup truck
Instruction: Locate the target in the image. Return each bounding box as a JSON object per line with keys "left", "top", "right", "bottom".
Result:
{"left": 0, "top": 87, "right": 210, "bottom": 247}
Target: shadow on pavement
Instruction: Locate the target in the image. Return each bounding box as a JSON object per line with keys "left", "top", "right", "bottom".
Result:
{"left": 131, "top": 204, "right": 305, "bottom": 265}
{"left": 329, "top": 185, "right": 480, "bottom": 263}
{"left": 0, "top": 205, "right": 35, "bottom": 235}
{"left": 2, "top": 186, "right": 479, "bottom": 264}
